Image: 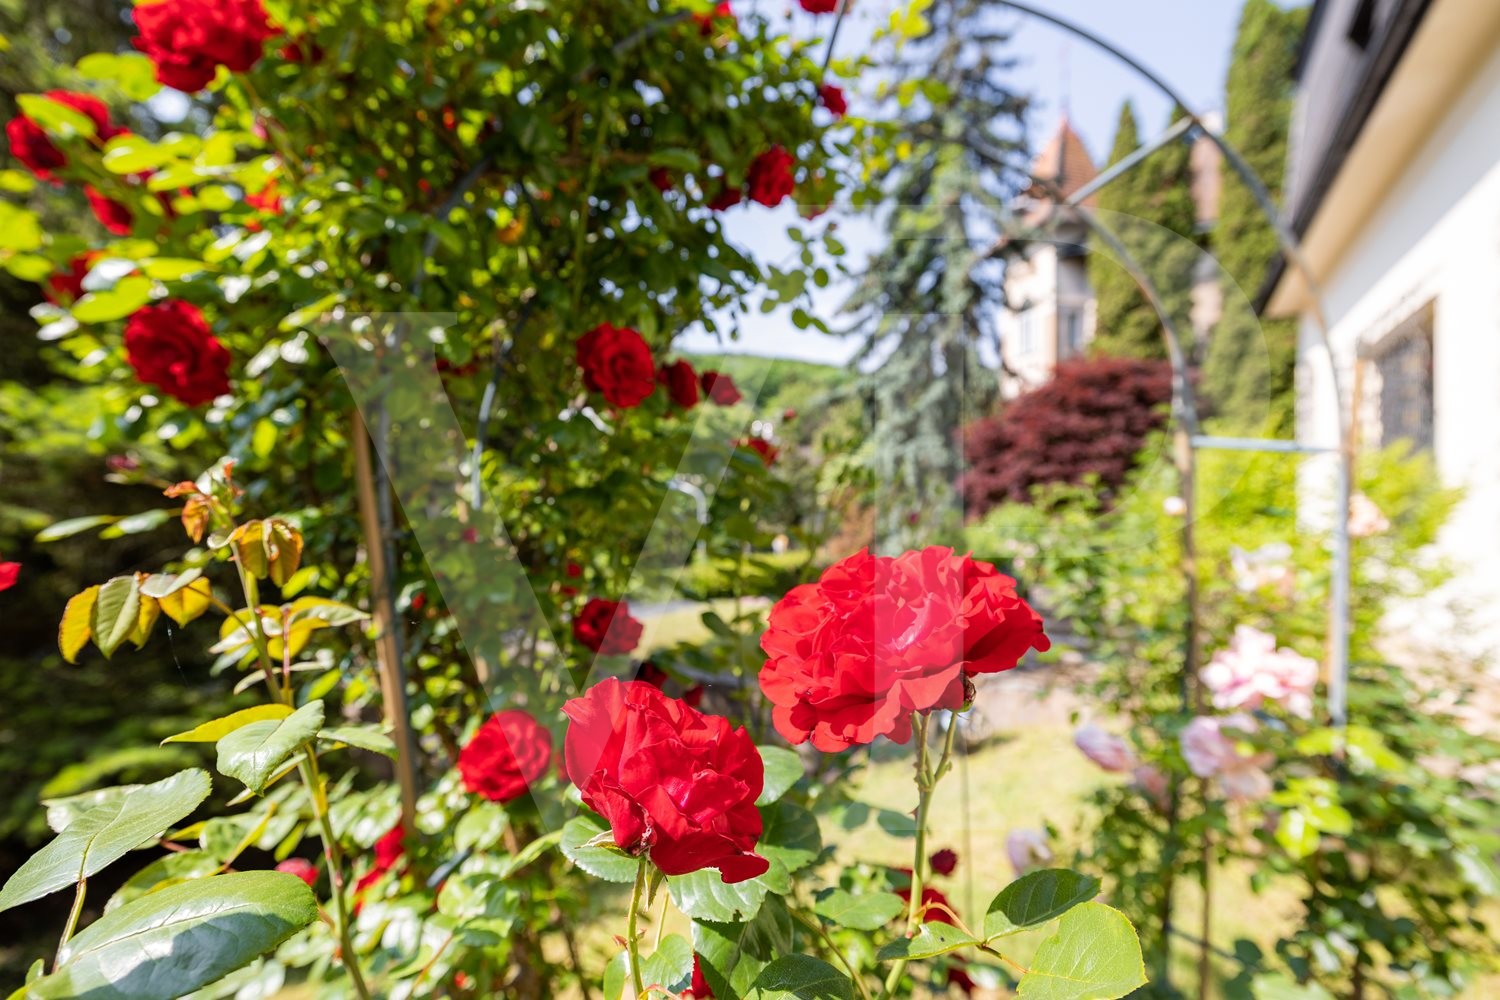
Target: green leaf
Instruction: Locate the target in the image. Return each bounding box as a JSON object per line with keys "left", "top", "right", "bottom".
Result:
{"left": 813, "top": 889, "right": 905, "bottom": 931}
{"left": 29, "top": 872, "right": 316, "bottom": 999}
{"left": 0, "top": 769, "right": 211, "bottom": 913}
{"left": 162, "top": 705, "right": 294, "bottom": 744}
{"left": 105, "top": 849, "right": 221, "bottom": 912}
{"left": 693, "top": 895, "right": 794, "bottom": 1000}
{"left": 559, "top": 814, "right": 640, "bottom": 883}
{"left": 0, "top": 203, "right": 43, "bottom": 253}
{"left": 1275, "top": 810, "right": 1320, "bottom": 860}
{"left": 744, "top": 955, "right": 853, "bottom": 1000}
{"left": 140, "top": 257, "right": 211, "bottom": 281}
{"left": 16, "top": 94, "right": 97, "bottom": 138}
{"left": 317, "top": 726, "right": 398, "bottom": 758}
{"left": 1016, "top": 903, "right": 1148, "bottom": 1000}
{"left": 876, "top": 921, "right": 979, "bottom": 961}
{"left": 36, "top": 515, "right": 121, "bottom": 542}
{"left": 668, "top": 867, "right": 775, "bottom": 922}
{"left": 71, "top": 276, "right": 154, "bottom": 324}
{"left": 89, "top": 575, "right": 142, "bottom": 659}
{"left": 758, "top": 801, "right": 820, "bottom": 874}
{"left": 102, "top": 134, "right": 176, "bottom": 175}
{"left": 755, "top": 746, "right": 803, "bottom": 806}
{"left": 984, "top": 869, "right": 1101, "bottom": 940}
{"left": 75, "top": 52, "right": 162, "bottom": 101}
{"left": 215, "top": 701, "right": 324, "bottom": 794}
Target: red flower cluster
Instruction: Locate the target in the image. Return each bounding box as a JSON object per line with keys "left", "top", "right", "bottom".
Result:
{"left": 659, "top": 359, "right": 701, "bottom": 409}
{"left": 738, "top": 436, "right": 778, "bottom": 467}
{"left": 649, "top": 167, "right": 674, "bottom": 192}
{"left": 123, "top": 301, "right": 232, "bottom": 406}
{"left": 354, "top": 823, "right": 406, "bottom": 897}
{"left": 274, "top": 857, "right": 318, "bottom": 887}
{"left": 576, "top": 323, "right": 657, "bottom": 408}
{"left": 573, "top": 598, "right": 644, "bottom": 656}
{"left": 700, "top": 369, "right": 742, "bottom": 405}
{"left": 563, "top": 678, "right": 768, "bottom": 882}
{"left": 759, "top": 546, "right": 1050, "bottom": 751}
{"left": 747, "top": 145, "right": 796, "bottom": 207}
{"left": 707, "top": 182, "right": 742, "bottom": 212}
{"left": 45, "top": 255, "right": 94, "bottom": 305}
{"left": 132, "top": 0, "right": 280, "bottom": 93}
{"left": 818, "top": 83, "right": 848, "bottom": 118}
{"left": 5, "top": 91, "right": 125, "bottom": 184}
{"left": 457, "top": 709, "right": 553, "bottom": 803}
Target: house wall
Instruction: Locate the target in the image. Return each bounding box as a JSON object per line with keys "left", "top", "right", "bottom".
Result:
{"left": 1298, "top": 37, "right": 1500, "bottom": 653}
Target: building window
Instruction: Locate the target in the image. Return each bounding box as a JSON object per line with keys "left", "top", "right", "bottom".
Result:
{"left": 1018, "top": 308, "right": 1037, "bottom": 356}
{"left": 1373, "top": 302, "right": 1434, "bottom": 454}
{"left": 1061, "top": 308, "right": 1083, "bottom": 357}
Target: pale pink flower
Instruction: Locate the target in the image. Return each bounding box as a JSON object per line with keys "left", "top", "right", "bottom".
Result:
{"left": 1348, "top": 493, "right": 1390, "bottom": 538}
{"left": 1132, "top": 765, "right": 1171, "bottom": 810}
{"left": 1230, "top": 542, "right": 1293, "bottom": 595}
{"left": 1005, "top": 828, "right": 1053, "bottom": 874}
{"left": 1201, "top": 625, "right": 1318, "bottom": 719}
{"left": 1074, "top": 724, "right": 1136, "bottom": 772}
{"left": 1180, "top": 714, "right": 1272, "bottom": 803}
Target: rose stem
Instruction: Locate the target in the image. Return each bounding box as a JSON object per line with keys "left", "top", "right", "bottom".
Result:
{"left": 627, "top": 861, "right": 648, "bottom": 998}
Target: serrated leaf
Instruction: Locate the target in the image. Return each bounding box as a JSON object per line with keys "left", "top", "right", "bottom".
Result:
{"left": 215, "top": 701, "right": 324, "bottom": 794}
{"left": 163, "top": 705, "right": 294, "bottom": 744}
{"left": 29, "top": 872, "right": 315, "bottom": 999}
{"left": 759, "top": 801, "right": 820, "bottom": 874}
{"left": 694, "top": 895, "right": 794, "bottom": 1000}
{"left": 59, "top": 585, "right": 100, "bottom": 663}
{"left": 668, "top": 867, "right": 777, "bottom": 922}
{"left": 1016, "top": 903, "right": 1147, "bottom": 1000}
{"left": 744, "top": 955, "right": 852, "bottom": 1000}
{"left": 813, "top": 889, "right": 905, "bottom": 931}
{"left": 560, "top": 814, "right": 640, "bottom": 883}
{"left": 756, "top": 746, "right": 803, "bottom": 806}
{"left": 984, "top": 869, "right": 1101, "bottom": 940}
{"left": 90, "top": 575, "right": 141, "bottom": 658}
{"left": 0, "top": 769, "right": 211, "bottom": 913}
{"left": 876, "top": 920, "right": 978, "bottom": 961}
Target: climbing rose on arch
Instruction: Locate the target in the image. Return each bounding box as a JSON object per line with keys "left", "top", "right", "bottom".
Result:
{"left": 457, "top": 709, "right": 554, "bottom": 803}
{"left": 758, "top": 546, "right": 1050, "bottom": 751}
{"left": 132, "top": 0, "right": 280, "bottom": 93}
{"left": 575, "top": 322, "right": 657, "bottom": 409}
{"left": 659, "top": 358, "right": 701, "bottom": 409}
{"left": 562, "top": 678, "right": 769, "bottom": 882}
{"left": 700, "top": 369, "right": 742, "bottom": 405}
{"left": 123, "top": 301, "right": 232, "bottom": 406}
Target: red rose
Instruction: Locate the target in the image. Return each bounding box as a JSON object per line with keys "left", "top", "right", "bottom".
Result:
{"left": 457, "top": 709, "right": 553, "bottom": 803}
{"left": 896, "top": 885, "right": 957, "bottom": 925}
{"left": 637, "top": 661, "right": 670, "bottom": 689}
{"left": 659, "top": 359, "right": 700, "bottom": 408}
{"left": 0, "top": 559, "right": 19, "bottom": 592}
{"left": 5, "top": 91, "right": 125, "bottom": 183}
{"left": 132, "top": 0, "right": 280, "bottom": 93}
{"left": 700, "top": 369, "right": 742, "bottom": 405}
{"left": 86, "top": 186, "right": 134, "bottom": 235}
{"left": 355, "top": 823, "right": 406, "bottom": 899}
{"left": 244, "top": 180, "right": 282, "bottom": 215}
{"left": 818, "top": 83, "right": 848, "bottom": 118}
{"left": 45, "top": 255, "right": 94, "bottom": 304}
{"left": 758, "top": 546, "right": 1050, "bottom": 752}
{"left": 747, "top": 145, "right": 796, "bottom": 207}
{"left": 948, "top": 966, "right": 977, "bottom": 995}
{"left": 693, "top": 1, "right": 735, "bottom": 36}
{"left": 649, "top": 167, "right": 674, "bottom": 192}
{"left": 707, "top": 182, "right": 742, "bottom": 211}
{"left": 576, "top": 322, "right": 657, "bottom": 408}
{"left": 275, "top": 858, "right": 318, "bottom": 887}
{"left": 573, "top": 598, "right": 644, "bottom": 656}
{"left": 929, "top": 847, "right": 958, "bottom": 876}
{"left": 738, "top": 436, "right": 778, "bottom": 467}
{"left": 562, "top": 678, "right": 769, "bottom": 882}
{"left": 800, "top": 0, "right": 841, "bottom": 11}
{"left": 123, "top": 301, "right": 233, "bottom": 406}
{"left": 685, "top": 955, "right": 715, "bottom": 998}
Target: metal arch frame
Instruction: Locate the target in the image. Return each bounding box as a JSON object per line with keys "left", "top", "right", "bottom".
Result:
{"left": 994, "top": 0, "right": 1357, "bottom": 731}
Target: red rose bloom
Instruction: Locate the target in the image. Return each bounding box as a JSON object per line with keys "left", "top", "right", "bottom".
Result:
{"left": 682, "top": 685, "right": 705, "bottom": 708}
{"left": 244, "top": 180, "right": 282, "bottom": 215}
{"left": 86, "top": 186, "right": 134, "bottom": 235}
{"left": 649, "top": 167, "right": 674, "bottom": 192}
{"left": 758, "top": 546, "right": 1050, "bottom": 752}
{"left": 692, "top": 1, "right": 735, "bottom": 37}
{"left": 373, "top": 824, "right": 406, "bottom": 871}
{"left": 275, "top": 858, "right": 318, "bottom": 886}
{"left": 700, "top": 370, "right": 742, "bottom": 405}
{"left": 659, "top": 359, "right": 700, "bottom": 409}
{"left": 123, "top": 301, "right": 233, "bottom": 406}
{"left": 576, "top": 322, "right": 657, "bottom": 408}
{"left": 800, "top": 0, "right": 841, "bottom": 11}
{"left": 573, "top": 597, "right": 644, "bottom": 656}
{"left": 929, "top": 847, "right": 958, "bottom": 876}
{"left": 0, "top": 559, "right": 19, "bottom": 592}
{"left": 637, "top": 661, "right": 670, "bottom": 689}
{"left": 818, "top": 83, "right": 848, "bottom": 118}
{"left": 132, "top": 0, "right": 280, "bottom": 93}
{"left": 457, "top": 709, "right": 553, "bottom": 803}
{"left": 738, "top": 436, "right": 778, "bottom": 467}
{"left": 5, "top": 91, "right": 124, "bottom": 183}
{"left": 685, "top": 955, "right": 715, "bottom": 998}
{"left": 562, "top": 678, "right": 768, "bottom": 882}
{"left": 707, "top": 182, "right": 742, "bottom": 211}
{"left": 45, "top": 255, "right": 94, "bottom": 304}
{"left": 896, "top": 885, "right": 957, "bottom": 925}
{"left": 747, "top": 145, "right": 796, "bottom": 207}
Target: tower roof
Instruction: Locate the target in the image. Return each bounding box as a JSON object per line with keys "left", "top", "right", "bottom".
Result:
{"left": 1022, "top": 116, "right": 1099, "bottom": 222}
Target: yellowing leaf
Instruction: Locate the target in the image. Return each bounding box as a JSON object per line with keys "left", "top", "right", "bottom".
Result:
{"left": 162, "top": 705, "right": 294, "bottom": 744}
{"left": 59, "top": 586, "right": 100, "bottom": 663}
{"left": 131, "top": 591, "right": 161, "bottom": 648}
{"left": 159, "top": 578, "right": 213, "bottom": 626}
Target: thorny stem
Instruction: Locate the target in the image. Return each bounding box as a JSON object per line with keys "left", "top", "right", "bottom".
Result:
{"left": 627, "top": 862, "right": 648, "bottom": 999}
{"left": 231, "top": 556, "right": 372, "bottom": 1000}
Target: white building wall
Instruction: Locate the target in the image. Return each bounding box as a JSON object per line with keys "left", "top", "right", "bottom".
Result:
{"left": 1299, "top": 39, "right": 1500, "bottom": 652}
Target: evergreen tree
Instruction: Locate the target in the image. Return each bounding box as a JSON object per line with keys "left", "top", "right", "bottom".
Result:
{"left": 844, "top": 0, "right": 1028, "bottom": 543}
{"left": 1202, "top": 0, "right": 1308, "bottom": 433}
{"left": 1088, "top": 102, "right": 1201, "bottom": 360}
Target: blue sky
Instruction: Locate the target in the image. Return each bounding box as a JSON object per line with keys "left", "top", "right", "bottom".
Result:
{"left": 679, "top": 0, "right": 1262, "bottom": 366}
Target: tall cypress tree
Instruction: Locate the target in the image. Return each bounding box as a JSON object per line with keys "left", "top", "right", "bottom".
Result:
{"left": 844, "top": 0, "right": 1028, "bottom": 543}
{"left": 1089, "top": 102, "right": 1201, "bottom": 360}
{"left": 1202, "top": 0, "right": 1308, "bottom": 432}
